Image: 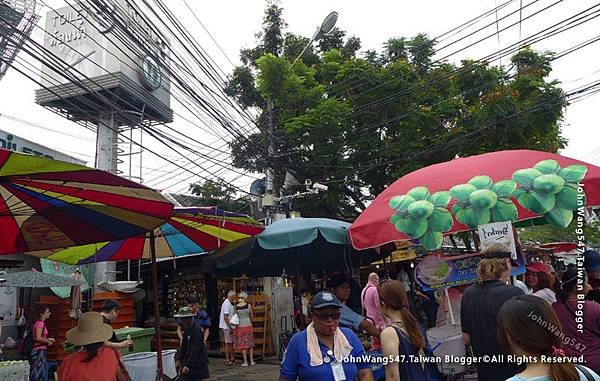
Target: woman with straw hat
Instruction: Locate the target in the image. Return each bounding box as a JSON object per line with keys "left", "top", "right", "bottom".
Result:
{"left": 58, "top": 312, "right": 129, "bottom": 381}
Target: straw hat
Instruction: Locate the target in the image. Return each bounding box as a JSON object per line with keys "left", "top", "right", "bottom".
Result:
{"left": 174, "top": 306, "right": 195, "bottom": 318}
{"left": 66, "top": 312, "right": 113, "bottom": 346}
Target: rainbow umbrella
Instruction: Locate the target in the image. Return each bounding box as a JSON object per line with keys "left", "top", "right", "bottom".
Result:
{"left": 25, "top": 206, "right": 263, "bottom": 377}
{"left": 26, "top": 207, "right": 265, "bottom": 264}
{"left": 0, "top": 149, "right": 173, "bottom": 255}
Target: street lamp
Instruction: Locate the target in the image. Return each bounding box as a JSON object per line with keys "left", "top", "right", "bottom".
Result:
{"left": 264, "top": 11, "right": 338, "bottom": 223}
{"left": 291, "top": 11, "right": 339, "bottom": 67}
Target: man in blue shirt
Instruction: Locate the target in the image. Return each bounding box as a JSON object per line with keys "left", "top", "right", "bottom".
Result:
{"left": 177, "top": 294, "right": 210, "bottom": 344}
{"left": 280, "top": 291, "right": 374, "bottom": 381}
{"left": 328, "top": 274, "right": 380, "bottom": 340}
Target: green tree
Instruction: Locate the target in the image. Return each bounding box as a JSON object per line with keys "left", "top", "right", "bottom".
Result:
{"left": 222, "top": 3, "right": 567, "bottom": 219}
{"left": 188, "top": 179, "right": 249, "bottom": 212}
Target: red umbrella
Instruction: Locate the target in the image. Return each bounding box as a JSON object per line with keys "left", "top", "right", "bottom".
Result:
{"left": 539, "top": 242, "right": 578, "bottom": 253}
{"left": 350, "top": 150, "right": 600, "bottom": 251}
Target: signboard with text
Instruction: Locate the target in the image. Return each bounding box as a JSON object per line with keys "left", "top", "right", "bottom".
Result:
{"left": 0, "top": 129, "right": 86, "bottom": 165}
{"left": 415, "top": 250, "right": 526, "bottom": 291}
{"left": 478, "top": 221, "right": 518, "bottom": 259}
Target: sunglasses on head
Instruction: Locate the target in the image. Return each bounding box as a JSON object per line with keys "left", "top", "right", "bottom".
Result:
{"left": 313, "top": 311, "right": 341, "bottom": 321}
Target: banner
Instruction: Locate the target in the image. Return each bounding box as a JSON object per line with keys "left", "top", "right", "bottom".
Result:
{"left": 478, "top": 221, "right": 517, "bottom": 259}
{"left": 415, "top": 249, "right": 526, "bottom": 291}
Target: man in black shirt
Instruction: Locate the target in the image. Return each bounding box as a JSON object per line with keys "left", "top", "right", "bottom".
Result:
{"left": 461, "top": 249, "right": 524, "bottom": 381}
{"left": 176, "top": 306, "right": 209, "bottom": 380}
{"left": 100, "top": 299, "right": 133, "bottom": 350}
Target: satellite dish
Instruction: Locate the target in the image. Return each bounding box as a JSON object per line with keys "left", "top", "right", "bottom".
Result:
{"left": 250, "top": 179, "right": 266, "bottom": 197}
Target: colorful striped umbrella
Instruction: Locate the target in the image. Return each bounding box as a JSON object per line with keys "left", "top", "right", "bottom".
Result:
{"left": 26, "top": 207, "right": 265, "bottom": 264}
{"left": 0, "top": 149, "right": 173, "bottom": 255}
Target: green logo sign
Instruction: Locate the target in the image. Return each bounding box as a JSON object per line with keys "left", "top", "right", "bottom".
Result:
{"left": 141, "top": 55, "right": 161, "bottom": 91}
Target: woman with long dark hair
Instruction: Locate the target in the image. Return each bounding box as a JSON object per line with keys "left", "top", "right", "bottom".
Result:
{"left": 552, "top": 268, "right": 600, "bottom": 372}
{"left": 498, "top": 295, "right": 599, "bottom": 381}
{"left": 29, "top": 305, "right": 55, "bottom": 381}
{"left": 58, "top": 312, "right": 129, "bottom": 381}
{"left": 378, "top": 279, "right": 429, "bottom": 381}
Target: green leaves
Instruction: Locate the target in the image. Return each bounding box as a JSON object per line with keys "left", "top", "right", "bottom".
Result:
{"left": 469, "top": 189, "right": 498, "bottom": 210}
{"left": 428, "top": 191, "right": 452, "bottom": 208}
{"left": 517, "top": 191, "right": 556, "bottom": 214}
{"left": 408, "top": 200, "right": 435, "bottom": 219}
{"left": 429, "top": 208, "right": 453, "bottom": 232}
{"left": 490, "top": 198, "right": 519, "bottom": 222}
{"left": 545, "top": 207, "right": 573, "bottom": 228}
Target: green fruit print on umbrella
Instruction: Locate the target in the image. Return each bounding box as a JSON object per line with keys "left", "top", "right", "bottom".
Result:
{"left": 468, "top": 175, "right": 493, "bottom": 190}
{"left": 395, "top": 215, "right": 428, "bottom": 238}
{"left": 428, "top": 208, "right": 454, "bottom": 232}
{"left": 459, "top": 206, "right": 491, "bottom": 229}
{"left": 533, "top": 174, "right": 565, "bottom": 195}
{"left": 545, "top": 206, "right": 573, "bottom": 228}
{"left": 512, "top": 168, "right": 543, "bottom": 189}
{"left": 408, "top": 200, "right": 435, "bottom": 219}
{"left": 557, "top": 165, "right": 587, "bottom": 183}
{"left": 428, "top": 191, "right": 452, "bottom": 208}
{"left": 407, "top": 186, "right": 430, "bottom": 201}
{"left": 491, "top": 180, "right": 517, "bottom": 197}
{"left": 490, "top": 198, "right": 518, "bottom": 222}
{"left": 533, "top": 159, "right": 560, "bottom": 175}
{"left": 420, "top": 230, "right": 444, "bottom": 251}
{"left": 555, "top": 183, "right": 582, "bottom": 211}
{"left": 469, "top": 189, "right": 498, "bottom": 210}
{"left": 389, "top": 195, "right": 416, "bottom": 213}
{"left": 517, "top": 191, "right": 556, "bottom": 214}
{"left": 450, "top": 183, "right": 477, "bottom": 202}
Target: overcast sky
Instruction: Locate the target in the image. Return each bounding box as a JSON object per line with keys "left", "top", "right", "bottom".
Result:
{"left": 1, "top": 0, "right": 599, "bottom": 195}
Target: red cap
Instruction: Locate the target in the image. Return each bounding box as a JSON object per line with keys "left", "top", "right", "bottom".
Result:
{"left": 526, "top": 261, "right": 551, "bottom": 275}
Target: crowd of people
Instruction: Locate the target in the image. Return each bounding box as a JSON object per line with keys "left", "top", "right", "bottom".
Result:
{"left": 19, "top": 248, "right": 600, "bottom": 381}
{"left": 279, "top": 248, "right": 600, "bottom": 381}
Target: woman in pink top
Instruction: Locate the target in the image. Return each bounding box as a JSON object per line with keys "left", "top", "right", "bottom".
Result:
{"left": 552, "top": 268, "right": 600, "bottom": 373}
{"left": 30, "top": 305, "right": 55, "bottom": 381}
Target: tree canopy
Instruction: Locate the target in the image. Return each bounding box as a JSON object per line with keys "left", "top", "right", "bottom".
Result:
{"left": 220, "top": 0, "right": 567, "bottom": 219}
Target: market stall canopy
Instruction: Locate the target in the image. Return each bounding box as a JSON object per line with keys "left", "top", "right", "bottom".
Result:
{"left": 0, "top": 270, "right": 85, "bottom": 287}
{"left": 202, "top": 217, "right": 384, "bottom": 277}
{"left": 539, "top": 242, "right": 578, "bottom": 253}
{"left": 26, "top": 207, "right": 264, "bottom": 264}
{"left": 350, "top": 150, "right": 600, "bottom": 251}
{"left": 0, "top": 149, "right": 173, "bottom": 255}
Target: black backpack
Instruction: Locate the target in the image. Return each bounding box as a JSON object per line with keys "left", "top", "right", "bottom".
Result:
{"left": 19, "top": 324, "right": 41, "bottom": 359}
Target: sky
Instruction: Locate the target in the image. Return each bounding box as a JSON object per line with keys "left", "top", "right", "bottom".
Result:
{"left": 1, "top": 0, "right": 600, "bottom": 196}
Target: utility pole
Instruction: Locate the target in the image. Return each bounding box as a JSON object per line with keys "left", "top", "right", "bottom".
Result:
{"left": 94, "top": 112, "right": 118, "bottom": 290}
{"left": 263, "top": 11, "right": 338, "bottom": 226}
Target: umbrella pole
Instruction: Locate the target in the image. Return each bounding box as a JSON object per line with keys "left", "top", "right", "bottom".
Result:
{"left": 150, "top": 234, "right": 164, "bottom": 380}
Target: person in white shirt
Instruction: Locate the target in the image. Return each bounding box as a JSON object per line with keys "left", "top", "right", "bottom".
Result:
{"left": 219, "top": 290, "right": 237, "bottom": 365}
{"left": 525, "top": 262, "right": 556, "bottom": 304}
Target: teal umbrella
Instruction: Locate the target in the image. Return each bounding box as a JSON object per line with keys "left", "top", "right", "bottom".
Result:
{"left": 0, "top": 270, "right": 86, "bottom": 288}
{"left": 202, "top": 218, "right": 384, "bottom": 277}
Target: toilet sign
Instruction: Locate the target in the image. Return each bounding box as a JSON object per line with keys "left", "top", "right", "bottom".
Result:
{"left": 477, "top": 221, "right": 518, "bottom": 259}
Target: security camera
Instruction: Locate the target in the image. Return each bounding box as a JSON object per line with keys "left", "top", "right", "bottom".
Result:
{"left": 304, "top": 179, "right": 312, "bottom": 186}
{"left": 312, "top": 183, "right": 328, "bottom": 192}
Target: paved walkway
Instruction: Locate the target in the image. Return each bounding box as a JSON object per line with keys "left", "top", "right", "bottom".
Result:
{"left": 208, "top": 359, "right": 281, "bottom": 380}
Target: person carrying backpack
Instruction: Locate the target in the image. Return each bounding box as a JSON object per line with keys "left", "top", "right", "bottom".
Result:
{"left": 379, "top": 279, "right": 430, "bottom": 381}
{"left": 28, "top": 305, "right": 55, "bottom": 381}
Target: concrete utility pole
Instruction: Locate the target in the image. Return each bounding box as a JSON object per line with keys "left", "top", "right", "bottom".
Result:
{"left": 94, "top": 112, "right": 118, "bottom": 290}
{"left": 263, "top": 11, "right": 338, "bottom": 226}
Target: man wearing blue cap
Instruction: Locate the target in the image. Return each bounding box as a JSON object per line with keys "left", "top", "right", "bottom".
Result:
{"left": 585, "top": 250, "right": 600, "bottom": 303}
